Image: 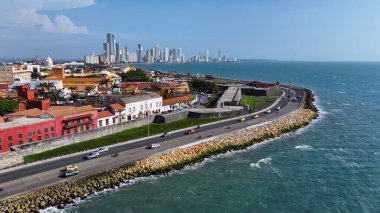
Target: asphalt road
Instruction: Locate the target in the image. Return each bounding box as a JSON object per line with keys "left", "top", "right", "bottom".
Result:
{"left": 0, "top": 86, "right": 305, "bottom": 201}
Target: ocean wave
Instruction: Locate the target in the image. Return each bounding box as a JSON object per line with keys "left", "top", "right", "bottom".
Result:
{"left": 337, "top": 91, "right": 347, "bottom": 94}
{"left": 295, "top": 145, "right": 313, "bottom": 151}
{"left": 342, "top": 103, "right": 351, "bottom": 106}
{"left": 325, "top": 154, "right": 359, "bottom": 168}
{"left": 250, "top": 157, "right": 272, "bottom": 168}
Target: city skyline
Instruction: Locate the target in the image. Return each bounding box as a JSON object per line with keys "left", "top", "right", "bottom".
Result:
{"left": 1, "top": 1, "right": 380, "bottom": 61}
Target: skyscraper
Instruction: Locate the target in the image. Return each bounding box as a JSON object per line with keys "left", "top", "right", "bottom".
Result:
{"left": 137, "top": 44, "right": 143, "bottom": 62}
{"left": 154, "top": 45, "right": 160, "bottom": 62}
{"left": 115, "top": 42, "right": 120, "bottom": 63}
{"left": 205, "top": 49, "right": 210, "bottom": 62}
{"left": 164, "top": 48, "right": 169, "bottom": 62}
{"left": 106, "top": 33, "right": 115, "bottom": 55}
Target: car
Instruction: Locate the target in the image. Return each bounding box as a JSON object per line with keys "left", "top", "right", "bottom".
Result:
{"left": 282, "top": 96, "right": 286, "bottom": 99}
{"left": 148, "top": 143, "right": 160, "bottom": 149}
{"left": 276, "top": 106, "right": 281, "bottom": 110}
{"left": 186, "top": 129, "right": 195, "bottom": 135}
{"left": 266, "top": 110, "right": 271, "bottom": 114}
{"left": 239, "top": 117, "right": 246, "bottom": 122}
{"left": 64, "top": 170, "right": 79, "bottom": 177}
{"left": 96, "top": 147, "right": 109, "bottom": 153}
{"left": 252, "top": 114, "right": 260, "bottom": 119}
{"left": 65, "top": 164, "right": 78, "bottom": 171}
{"left": 86, "top": 151, "right": 100, "bottom": 160}
{"left": 162, "top": 132, "right": 171, "bottom": 137}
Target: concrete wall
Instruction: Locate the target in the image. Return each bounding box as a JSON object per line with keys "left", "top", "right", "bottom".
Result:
{"left": 188, "top": 109, "right": 245, "bottom": 118}
{"left": 0, "top": 116, "right": 155, "bottom": 169}
{"left": 154, "top": 109, "right": 190, "bottom": 123}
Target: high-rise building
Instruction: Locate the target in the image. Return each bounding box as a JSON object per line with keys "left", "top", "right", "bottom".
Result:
{"left": 120, "top": 47, "right": 127, "bottom": 63}
{"left": 84, "top": 53, "right": 100, "bottom": 64}
{"left": 107, "top": 33, "right": 115, "bottom": 55}
{"left": 164, "top": 48, "right": 169, "bottom": 62}
{"left": 103, "top": 43, "right": 110, "bottom": 64}
{"left": 205, "top": 49, "right": 210, "bottom": 62}
{"left": 154, "top": 45, "right": 160, "bottom": 62}
{"left": 115, "top": 42, "right": 120, "bottom": 63}
{"left": 137, "top": 44, "right": 143, "bottom": 62}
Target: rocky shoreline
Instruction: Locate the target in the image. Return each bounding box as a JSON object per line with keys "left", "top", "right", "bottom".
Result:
{"left": 0, "top": 91, "right": 318, "bottom": 213}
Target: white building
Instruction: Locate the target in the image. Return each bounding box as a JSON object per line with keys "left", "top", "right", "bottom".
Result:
{"left": 119, "top": 93, "right": 162, "bottom": 120}
{"left": 97, "top": 111, "right": 116, "bottom": 127}
{"left": 0, "top": 65, "right": 33, "bottom": 82}
{"left": 110, "top": 103, "right": 127, "bottom": 123}
{"left": 127, "top": 52, "right": 138, "bottom": 62}
{"left": 45, "top": 55, "right": 54, "bottom": 69}
{"left": 84, "top": 53, "right": 99, "bottom": 64}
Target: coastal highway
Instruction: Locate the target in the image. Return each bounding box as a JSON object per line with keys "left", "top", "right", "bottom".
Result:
{"left": 0, "top": 87, "right": 305, "bottom": 201}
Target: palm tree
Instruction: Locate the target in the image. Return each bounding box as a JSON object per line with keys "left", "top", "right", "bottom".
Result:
{"left": 99, "top": 78, "right": 111, "bottom": 87}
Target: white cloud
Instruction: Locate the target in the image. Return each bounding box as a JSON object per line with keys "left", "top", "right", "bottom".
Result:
{"left": 0, "top": 0, "right": 94, "bottom": 34}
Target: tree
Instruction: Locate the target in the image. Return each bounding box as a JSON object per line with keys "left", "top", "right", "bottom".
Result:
{"left": 99, "top": 78, "right": 111, "bottom": 87}
{"left": 119, "top": 70, "right": 149, "bottom": 82}
{"left": 0, "top": 97, "right": 20, "bottom": 116}
{"left": 189, "top": 79, "right": 219, "bottom": 94}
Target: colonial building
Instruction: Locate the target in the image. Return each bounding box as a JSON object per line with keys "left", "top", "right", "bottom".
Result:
{"left": 0, "top": 65, "right": 33, "bottom": 82}
{"left": 162, "top": 94, "right": 196, "bottom": 112}
{"left": 97, "top": 111, "right": 115, "bottom": 127}
{"left": 119, "top": 93, "right": 162, "bottom": 120}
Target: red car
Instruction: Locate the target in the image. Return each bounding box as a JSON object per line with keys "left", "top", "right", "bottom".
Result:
{"left": 186, "top": 129, "right": 195, "bottom": 135}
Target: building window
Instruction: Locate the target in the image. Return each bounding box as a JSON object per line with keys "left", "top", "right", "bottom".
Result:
{"left": 106, "top": 119, "right": 109, "bottom": 125}
{"left": 45, "top": 128, "right": 48, "bottom": 133}
{"left": 52, "top": 133, "right": 55, "bottom": 138}
{"left": 145, "top": 103, "right": 148, "bottom": 109}
{"left": 80, "top": 126, "right": 84, "bottom": 132}
{"left": 37, "top": 136, "right": 42, "bottom": 141}
{"left": 140, "top": 105, "right": 143, "bottom": 110}
{"left": 51, "top": 127, "right": 54, "bottom": 131}
{"left": 150, "top": 103, "right": 152, "bottom": 108}
{"left": 28, "top": 138, "right": 33, "bottom": 143}
{"left": 8, "top": 136, "right": 12, "bottom": 141}
{"left": 18, "top": 133, "right": 23, "bottom": 139}
{"left": 99, "top": 120, "right": 103, "bottom": 127}
{"left": 45, "top": 134, "right": 49, "bottom": 139}
{"left": 37, "top": 130, "right": 41, "bottom": 134}
{"left": 113, "top": 118, "right": 116, "bottom": 123}
{"left": 19, "top": 141, "right": 23, "bottom": 145}
{"left": 28, "top": 132, "right": 32, "bottom": 136}
{"left": 74, "top": 128, "right": 77, "bottom": 133}
{"left": 67, "top": 129, "right": 70, "bottom": 134}
{"left": 86, "top": 126, "right": 90, "bottom": 130}
{"left": 133, "top": 107, "right": 136, "bottom": 111}
{"left": 129, "top": 107, "right": 131, "bottom": 112}
{"left": 0, "top": 145, "right": 2, "bottom": 150}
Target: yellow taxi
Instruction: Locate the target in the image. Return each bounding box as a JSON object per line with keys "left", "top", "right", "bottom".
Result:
{"left": 252, "top": 114, "right": 260, "bottom": 119}
{"left": 65, "top": 164, "right": 78, "bottom": 171}
{"left": 239, "top": 117, "right": 246, "bottom": 122}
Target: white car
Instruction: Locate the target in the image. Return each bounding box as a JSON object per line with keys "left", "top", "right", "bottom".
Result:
{"left": 162, "top": 132, "right": 171, "bottom": 137}
{"left": 86, "top": 152, "right": 100, "bottom": 160}
{"left": 276, "top": 106, "right": 281, "bottom": 110}
{"left": 97, "top": 147, "right": 109, "bottom": 153}
{"left": 148, "top": 143, "right": 160, "bottom": 149}
{"left": 266, "top": 110, "right": 271, "bottom": 114}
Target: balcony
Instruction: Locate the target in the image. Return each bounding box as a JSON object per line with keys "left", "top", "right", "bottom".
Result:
{"left": 64, "top": 120, "right": 92, "bottom": 129}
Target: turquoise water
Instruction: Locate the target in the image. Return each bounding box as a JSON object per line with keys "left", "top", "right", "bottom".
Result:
{"left": 60, "top": 61, "right": 380, "bottom": 212}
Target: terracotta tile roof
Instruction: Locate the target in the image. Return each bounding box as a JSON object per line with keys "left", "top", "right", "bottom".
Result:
{"left": 47, "top": 105, "right": 96, "bottom": 118}
{"left": 7, "top": 108, "right": 44, "bottom": 117}
{"left": 163, "top": 94, "right": 194, "bottom": 106}
{"left": 98, "top": 86, "right": 111, "bottom": 92}
{"left": 0, "top": 116, "right": 4, "bottom": 123}
{"left": 98, "top": 110, "right": 114, "bottom": 118}
{"left": 46, "top": 76, "right": 104, "bottom": 82}
{"left": 110, "top": 103, "right": 125, "bottom": 111}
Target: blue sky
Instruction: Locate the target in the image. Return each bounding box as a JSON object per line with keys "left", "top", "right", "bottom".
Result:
{"left": 1, "top": 0, "right": 380, "bottom": 61}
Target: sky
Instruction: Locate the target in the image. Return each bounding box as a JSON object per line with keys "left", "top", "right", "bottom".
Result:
{"left": 1, "top": 0, "right": 380, "bottom": 61}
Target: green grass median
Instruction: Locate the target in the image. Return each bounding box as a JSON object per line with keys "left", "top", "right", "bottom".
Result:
{"left": 23, "top": 117, "right": 228, "bottom": 164}
{"left": 240, "top": 96, "right": 276, "bottom": 112}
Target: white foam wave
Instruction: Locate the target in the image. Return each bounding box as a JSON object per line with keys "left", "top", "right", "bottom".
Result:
{"left": 337, "top": 91, "right": 347, "bottom": 94}
{"left": 250, "top": 157, "right": 272, "bottom": 168}
{"left": 342, "top": 103, "right": 351, "bottom": 106}
{"left": 295, "top": 145, "right": 313, "bottom": 151}
{"left": 325, "top": 154, "right": 359, "bottom": 168}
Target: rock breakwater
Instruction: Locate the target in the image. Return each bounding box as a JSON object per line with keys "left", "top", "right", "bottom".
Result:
{"left": 0, "top": 107, "right": 317, "bottom": 212}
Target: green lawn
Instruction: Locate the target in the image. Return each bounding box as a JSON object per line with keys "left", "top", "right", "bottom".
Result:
{"left": 23, "top": 117, "right": 228, "bottom": 163}
{"left": 240, "top": 96, "right": 276, "bottom": 112}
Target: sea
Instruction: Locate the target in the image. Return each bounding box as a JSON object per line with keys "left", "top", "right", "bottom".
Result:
{"left": 45, "top": 61, "right": 380, "bottom": 212}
